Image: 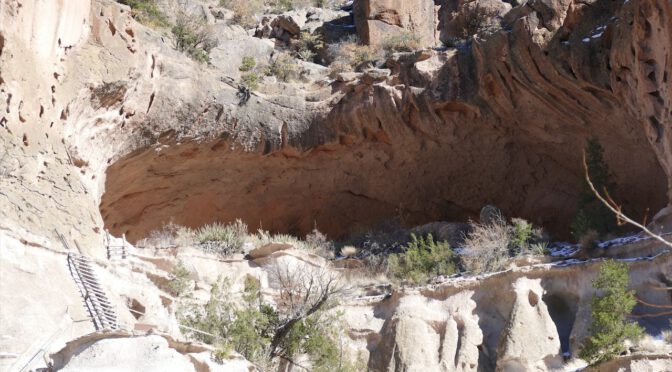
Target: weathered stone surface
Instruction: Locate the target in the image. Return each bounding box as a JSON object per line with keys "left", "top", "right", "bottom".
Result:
{"left": 354, "top": 0, "right": 437, "bottom": 47}
{"left": 247, "top": 243, "right": 294, "bottom": 260}
{"left": 496, "top": 278, "right": 563, "bottom": 371}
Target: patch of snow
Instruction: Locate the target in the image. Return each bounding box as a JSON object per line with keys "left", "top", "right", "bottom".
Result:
{"left": 582, "top": 37, "right": 590, "bottom": 43}
{"left": 591, "top": 32, "right": 603, "bottom": 38}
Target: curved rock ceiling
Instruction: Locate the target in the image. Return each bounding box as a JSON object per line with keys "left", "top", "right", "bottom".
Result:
{"left": 100, "top": 0, "right": 671, "bottom": 242}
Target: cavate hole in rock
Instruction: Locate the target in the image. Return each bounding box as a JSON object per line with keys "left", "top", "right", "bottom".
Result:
{"left": 543, "top": 294, "right": 577, "bottom": 354}
{"left": 126, "top": 298, "right": 146, "bottom": 320}
{"left": 528, "top": 291, "right": 539, "bottom": 307}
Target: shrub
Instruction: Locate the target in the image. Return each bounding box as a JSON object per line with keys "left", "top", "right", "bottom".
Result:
{"left": 180, "top": 265, "right": 347, "bottom": 369}
{"left": 528, "top": 242, "right": 550, "bottom": 256}
{"left": 168, "top": 260, "right": 192, "bottom": 297}
{"left": 295, "top": 31, "right": 324, "bottom": 62}
{"left": 268, "top": 53, "right": 301, "bottom": 82}
{"left": 571, "top": 139, "right": 617, "bottom": 239}
{"left": 118, "top": 0, "right": 169, "bottom": 28}
{"left": 461, "top": 220, "right": 511, "bottom": 274}
{"left": 239, "top": 56, "right": 256, "bottom": 72}
{"left": 460, "top": 3, "right": 503, "bottom": 39}
{"left": 380, "top": 31, "right": 422, "bottom": 56}
{"left": 241, "top": 72, "right": 260, "bottom": 90}
{"left": 220, "top": 0, "right": 263, "bottom": 27}
{"left": 388, "top": 234, "right": 456, "bottom": 284}
{"left": 195, "top": 219, "right": 248, "bottom": 255}
{"left": 327, "top": 36, "right": 382, "bottom": 74}
{"left": 462, "top": 215, "right": 544, "bottom": 273}
{"left": 511, "top": 218, "right": 533, "bottom": 255}
{"left": 580, "top": 260, "right": 643, "bottom": 364}
{"left": 171, "top": 11, "right": 218, "bottom": 63}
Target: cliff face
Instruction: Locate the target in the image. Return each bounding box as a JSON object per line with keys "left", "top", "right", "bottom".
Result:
{"left": 1, "top": 0, "right": 672, "bottom": 370}
{"left": 98, "top": 0, "right": 670, "bottom": 241}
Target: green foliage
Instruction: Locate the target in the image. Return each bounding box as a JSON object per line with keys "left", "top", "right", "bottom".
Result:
{"left": 118, "top": 0, "right": 169, "bottom": 28}
{"left": 571, "top": 139, "right": 617, "bottom": 239}
{"left": 195, "top": 219, "right": 248, "bottom": 253}
{"left": 179, "top": 273, "right": 347, "bottom": 369}
{"left": 511, "top": 218, "right": 533, "bottom": 255}
{"left": 168, "top": 260, "right": 192, "bottom": 297}
{"left": 580, "top": 260, "right": 643, "bottom": 364}
{"left": 171, "top": 12, "right": 218, "bottom": 63}
{"left": 239, "top": 56, "right": 256, "bottom": 72}
{"left": 388, "top": 234, "right": 456, "bottom": 284}
{"left": 528, "top": 241, "right": 550, "bottom": 256}
{"left": 241, "top": 73, "right": 260, "bottom": 90}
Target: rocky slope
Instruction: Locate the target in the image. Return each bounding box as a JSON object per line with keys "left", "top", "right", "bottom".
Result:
{"left": 0, "top": 0, "right": 671, "bottom": 371}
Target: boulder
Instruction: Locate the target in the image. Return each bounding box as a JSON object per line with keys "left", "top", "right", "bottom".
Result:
{"left": 361, "top": 68, "right": 391, "bottom": 84}
{"left": 353, "top": 0, "right": 437, "bottom": 47}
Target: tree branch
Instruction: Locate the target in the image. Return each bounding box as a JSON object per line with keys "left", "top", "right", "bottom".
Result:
{"left": 582, "top": 151, "right": 672, "bottom": 249}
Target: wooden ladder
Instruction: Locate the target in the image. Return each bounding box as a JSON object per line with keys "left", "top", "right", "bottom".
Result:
{"left": 57, "top": 230, "right": 119, "bottom": 330}
{"left": 67, "top": 253, "right": 119, "bottom": 330}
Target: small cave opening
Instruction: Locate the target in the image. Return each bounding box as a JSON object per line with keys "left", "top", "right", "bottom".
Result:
{"left": 126, "top": 297, "right": 146, "bottom": 320}
{"left": 543, "top": 293, "right": 577, "bottom": 354}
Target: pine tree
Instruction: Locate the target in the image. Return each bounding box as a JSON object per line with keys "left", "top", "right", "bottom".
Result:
{"left": 571, "top": 139, "right": 618, "bottom": 239}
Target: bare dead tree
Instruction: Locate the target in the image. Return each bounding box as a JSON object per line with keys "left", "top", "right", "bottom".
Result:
{"left": 267, "top": 262, "right": 345, "bottom": 360}
{"left": 582, "top": 151, "right": 672, "bottom": 250}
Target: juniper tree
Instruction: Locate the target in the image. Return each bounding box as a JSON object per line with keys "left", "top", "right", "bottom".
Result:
{"left": 580, "top": 260, "right": 643, "bottom": 364}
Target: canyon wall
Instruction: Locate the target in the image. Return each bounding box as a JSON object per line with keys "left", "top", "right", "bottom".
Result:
{"left": 98, "top": 0, "right": 671, "bottom": 241}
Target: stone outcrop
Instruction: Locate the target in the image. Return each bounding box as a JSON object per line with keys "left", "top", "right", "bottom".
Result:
{"left": 354, "top": 0, "right": 437, "bottom": 47}
{"left": 496, "top": 278, "right": 562, "bottom": 371}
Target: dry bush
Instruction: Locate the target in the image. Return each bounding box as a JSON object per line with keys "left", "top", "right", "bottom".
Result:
{"left": 220, "top": 0, "right": 263, "bottom": 28}
{"left": 460, "top": 3, "right": 503, "bottom": 39}
{"left": 461, "top": 219, "right": 511, "bottom": 274}
{"left": 327, "top": 36, "right": 382, "bottom": 76}
{"left": 268, "top": 53, "right": 302, "bottom": 82}
{"left": 172, "top": 11, "right": 219, "bottom": 63}
{"left": 195, "top": 220, "right": 248, "bottom": 255}
{"left": 144, "top": 221, "right": 195, "bottom": 248}
{"left": 380, "top": 31, "right": 422, "bottom": 56}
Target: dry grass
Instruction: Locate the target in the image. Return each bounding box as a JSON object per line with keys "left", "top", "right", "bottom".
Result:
{"left": 327, "top": 36, "right": 382, "bottom": 77}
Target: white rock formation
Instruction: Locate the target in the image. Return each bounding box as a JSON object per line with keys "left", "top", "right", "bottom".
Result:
{"left": 496, "top": 278, "right": 562, "bottom": 371}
